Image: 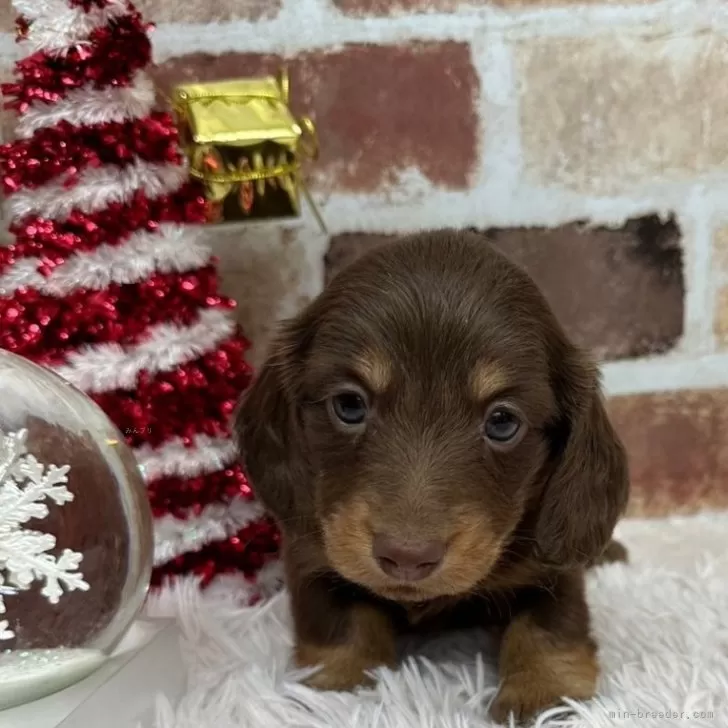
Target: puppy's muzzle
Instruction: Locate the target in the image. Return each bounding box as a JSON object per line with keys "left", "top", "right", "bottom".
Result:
{"left": 372, "top": 534, "right": 446, "bottom": 581}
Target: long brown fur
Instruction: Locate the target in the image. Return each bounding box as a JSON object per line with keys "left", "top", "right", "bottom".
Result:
{"left": 234, "top": 230, "right": 630, "bottom": 723}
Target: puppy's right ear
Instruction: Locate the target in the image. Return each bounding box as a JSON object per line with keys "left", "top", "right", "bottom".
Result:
{"left": 233, "top": 312, "right": 314, "bottom": 524}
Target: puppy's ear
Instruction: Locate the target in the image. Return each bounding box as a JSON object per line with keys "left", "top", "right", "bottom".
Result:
{"left": 233, "top": 311, "right": 315, "bottom": 524}
{"left": 535, "top": 335, "right": 629, "bottom": 568}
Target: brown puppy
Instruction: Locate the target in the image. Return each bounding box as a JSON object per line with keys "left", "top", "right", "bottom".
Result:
{"left": 234, "top": 230, "right": 629, "bottom": 723}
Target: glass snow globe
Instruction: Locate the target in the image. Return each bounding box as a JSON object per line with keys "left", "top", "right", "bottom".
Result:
{"left": 0, "top": 349, "right": 153, "bottom": 709}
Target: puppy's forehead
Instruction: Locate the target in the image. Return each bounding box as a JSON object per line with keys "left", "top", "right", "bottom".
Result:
{"left": 313, "top": 246, "right": 549, "bottom": 392}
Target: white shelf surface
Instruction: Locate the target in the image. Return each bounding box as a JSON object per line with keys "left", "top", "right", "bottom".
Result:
{"left": 0, "top": 619, "right": 187, "bottom": 728}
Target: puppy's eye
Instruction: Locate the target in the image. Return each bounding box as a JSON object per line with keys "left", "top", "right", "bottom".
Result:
{"left": 329, "top": 390, "right": 368, "bottom": 427}
{"left": 483, "top": 405, "right": 522, "bottom": 445}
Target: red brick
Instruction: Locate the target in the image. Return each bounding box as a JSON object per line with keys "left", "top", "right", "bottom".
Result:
{"left": 488, "top": 218, "right": 683, "bottom": 361}
{"left": 135, "top": 0, "right": 280, "bottom": 23}
{"left": 150, "top": 52, "right": 281, "bottom": 104}
{"left": 332, "top": 0, "right": 657, "bottom": 14}
{"left": 326, "top": 218, "right": 684, "bottom": 361}
{"left": 151, "top": 43, "right": 479, "bottom": 194}
{"left": 0, "top": 0, "right": 14, "bottom": 33}
{"left": 333, "top": 0, "right": 458, "bottom": 13}
{"left": 608, "top": 390, "right": 728, "bottom": 517}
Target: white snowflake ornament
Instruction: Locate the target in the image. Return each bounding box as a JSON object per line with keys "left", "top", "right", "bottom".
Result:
{"left": 0, "top": 428, "right": 89, "bottom": 640}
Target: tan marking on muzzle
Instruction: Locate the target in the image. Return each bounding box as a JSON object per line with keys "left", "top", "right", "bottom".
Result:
{"left": 322, "top": 496, "right": 375, "bottom": 585}
{"left": 324, "top": 494, "right": 504, "bottom": 601}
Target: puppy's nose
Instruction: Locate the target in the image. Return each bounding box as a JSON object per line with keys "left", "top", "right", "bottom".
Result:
{"left": 372, "top": 534, "right": 445, "bottom": 581}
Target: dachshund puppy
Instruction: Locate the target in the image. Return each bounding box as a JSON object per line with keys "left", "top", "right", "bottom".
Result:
{"left": 234, "top": 230, "right": 629, "bottom": 722}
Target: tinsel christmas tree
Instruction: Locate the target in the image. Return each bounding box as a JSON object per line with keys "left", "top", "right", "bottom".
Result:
{"left": 0, "top": 0, "right": 279, "bottom": 593}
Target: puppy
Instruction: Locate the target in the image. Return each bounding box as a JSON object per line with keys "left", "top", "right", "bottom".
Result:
{"left": 234, "top": 230, "right": 629, "bottom": 722}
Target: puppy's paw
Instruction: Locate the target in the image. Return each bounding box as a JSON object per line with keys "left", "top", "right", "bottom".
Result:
{"left": 302, "top": 662, "right": 375, "bottom": 692}
{"left": 494, "top": 618, "right": 598, "bottom": 724}
{"left": 490, "top": 678, "right": 566, "bottom": 724}
{"left": 296, "top": 642, "right": 391, "bottom": 693}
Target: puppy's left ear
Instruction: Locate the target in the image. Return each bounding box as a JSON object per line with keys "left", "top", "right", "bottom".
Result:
{"left": 535, "top": 335, "right": 629, "bottom": 568}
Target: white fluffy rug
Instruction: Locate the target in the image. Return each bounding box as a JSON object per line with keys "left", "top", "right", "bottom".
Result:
{"left": 145, "top": 512, "right": 728, "bottom": 728}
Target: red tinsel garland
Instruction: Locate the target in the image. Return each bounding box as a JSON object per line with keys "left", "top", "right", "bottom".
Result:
{"left": 1, "top": 0, "right": 278, "bottom": 589}
{"left": 93, "top": 336, "right": 252, "bottom": 449}
{"left": 0, "top": 185, "right": 208, "bottom": 272}
{"left": 0, "top": 266, "right": 232, "bottom": 361}
{"left": 147, "top": 464, "right": 254, "bottom": 519}
{"left": 2, "top": 12, "right": 151, "bottom": 113}
{"left": 0, "top": 114, "right": 182, "bottom": 193}
{"left": 151, "top": 517, "right": 281, "bottom": 589}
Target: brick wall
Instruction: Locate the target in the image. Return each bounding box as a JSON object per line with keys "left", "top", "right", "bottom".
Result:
{"left": 2, "top": 0, "right": 728, "bottom": 515}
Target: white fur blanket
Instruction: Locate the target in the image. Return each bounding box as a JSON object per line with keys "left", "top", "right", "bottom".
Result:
{"left": 146, "top": 512, "right": 728, "bottom": 728}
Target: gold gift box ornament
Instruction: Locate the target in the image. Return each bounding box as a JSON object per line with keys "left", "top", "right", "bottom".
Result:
{"left": 173, "top": 70, "right": 325, "bottom": 231}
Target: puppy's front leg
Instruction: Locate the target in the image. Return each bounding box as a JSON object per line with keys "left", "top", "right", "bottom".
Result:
{"left": 491, "top": 572, "right": 599, "bottom": 723}
{"left": 290, "top": 574, "right": 396, "bottom": 692}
